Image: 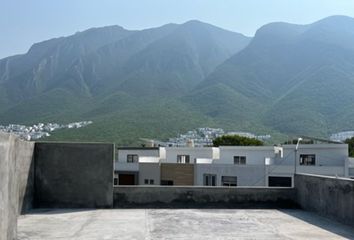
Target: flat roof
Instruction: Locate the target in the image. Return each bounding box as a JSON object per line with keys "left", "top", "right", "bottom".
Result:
{"left": 117, "top": 147, "right": 159, "bottom": 150}
{"left": 18, "top": 209, "right": 354, "bottom": 239}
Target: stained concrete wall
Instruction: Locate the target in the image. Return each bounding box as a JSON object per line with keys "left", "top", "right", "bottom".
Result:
{"left": 295, "top": 173, "right": 354, "bottom": 227}
{"left": 114, "top": 186, "right": 296, "bottom": 208}
{"left": 0, "top": 132, "right": 35, "bottom": 240}
{"left": 0, "top": 133, "right": 17, "bottom": 240}
{"left": 15, "top": 137, "right": 35, "bottom": 214}
{"left": 34, "top": 142, "right": 114, "bottom": 208}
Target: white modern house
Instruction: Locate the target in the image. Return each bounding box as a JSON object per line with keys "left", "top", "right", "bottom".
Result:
{"left": 114, "top": 147, "right": 160, "bottom": 185}
{"left": 114, "top": 143, "right": 349, "bottom": 187}
{"left": 195, "top": 144, "right": 348, "bottom": 187}
{"left": 265, "top": 144, "right": 349, "bottom": 186}
{"left": 195, "top": 146, "right": 273, "bottom": 187}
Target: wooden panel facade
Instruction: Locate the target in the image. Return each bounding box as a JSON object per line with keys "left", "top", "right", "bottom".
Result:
{"left": 160, "top": 163, "right": 194, "bottom": 186}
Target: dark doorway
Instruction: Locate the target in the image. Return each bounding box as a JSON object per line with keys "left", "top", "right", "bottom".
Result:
{"left": 268, "top": 176, "right": 292, "bottom": 187}
{"left": 161, "top": 180, "right": 174, "bottom": 185}
{"left": 119, "top": 174, "right": 136, "bottom": 185}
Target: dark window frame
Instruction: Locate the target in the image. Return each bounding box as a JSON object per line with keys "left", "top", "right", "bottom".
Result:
{"left": 233, "top": 156, "right": 246, "bottom": 165}
{"left": 127, "top": 154, "right": 139, "bottom": 163}
{"left": 177, "top": 155, "right": 191, "bottom": 164}
{"left": 299, "top": 154, "right": 316, "bottom": 166}
{"left": 221, "top": 176, "right": 237, "bottom": 186}
{"left": 203, "top": 174, "right": 216, "bottom": 186}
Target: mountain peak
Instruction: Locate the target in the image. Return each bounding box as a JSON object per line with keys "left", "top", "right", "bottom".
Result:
{"left": 73, "top": 25, "right": 127, "bottom": 36}
{"left": 183, "top": 19, "right": 206, "bottom": 25}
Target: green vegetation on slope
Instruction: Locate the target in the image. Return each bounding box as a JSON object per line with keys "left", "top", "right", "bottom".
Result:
{"left": 2, "top": 17, "right": 354, "bottom": 145}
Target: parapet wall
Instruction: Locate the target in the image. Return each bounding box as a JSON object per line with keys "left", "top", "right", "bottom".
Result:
{"left": 295, "top": 173, "right": 354, "bottom": 227}
{"left": 0, "top": 136, "right": 114, "bottom": 240}
{"left": 0, "top": 133, "right": 35, "bottom": 240}
{"left": 34, "top": 142, "right": 114, "bottom": 208}
{"left": 114, "top": 186, "right": 296, "bottom": 208}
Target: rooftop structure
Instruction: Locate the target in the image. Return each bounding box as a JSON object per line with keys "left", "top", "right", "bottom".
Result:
{"left": 1, "top": 132, "right": 353, "bottom": 240}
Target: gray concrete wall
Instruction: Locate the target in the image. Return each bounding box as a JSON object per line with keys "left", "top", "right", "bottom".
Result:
{"left": 114, "top": 186, "right": 296, "bottom": 208}
{"left": 295, "top": 173, "right": 354, "bottom": 227}
{"left": 0, "top": 133, "right": 18, "bottom": 240}
{"left": 0, "top": 133, "right": 35, "bottom": 240}
{"left": 15, "top": 137, "right": 35, "bottom": 214}
{"left": 34, "top": 142, "right": 114, "bottom": 208}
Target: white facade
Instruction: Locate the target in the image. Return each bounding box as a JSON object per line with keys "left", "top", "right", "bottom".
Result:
{"left": 195, "top": 164, "right": 266, "bottom": 186}
{"left": 139, "top": 163, "right": 160, "bottom": 185}
{"left": 162, "top": 147, "right": 218, "bottom": 163}
{"left": 115, "top": 144, "right": 349, "bottom": 187}
{"left": 197, "top": 144, "right": 349, "bottom": 187}
{"left": 115, "top": 148, "right": 160, "bottom": 171}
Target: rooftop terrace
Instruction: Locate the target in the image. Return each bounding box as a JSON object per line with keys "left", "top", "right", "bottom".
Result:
{"left": 1, "top": 133, "right": 353, "bottom": 240}
{"left": 18, "top": 209, "right": 354, "bottom": 240}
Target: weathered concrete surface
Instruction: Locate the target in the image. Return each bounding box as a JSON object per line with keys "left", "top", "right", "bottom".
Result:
{"left": 15, "top": 137, "right": 35, "bottom": 214}
{"left": 0, "top": 133, "right": 18, "bottom": 240}
{"left": 0, "top": 132, "right": 35, "bottom": 240}
{"left": 114, "top": 186, "right": 297, "bottom": 208}
{"left": 295, "top": 173, "right": 354, "bottom": 227}
{"left": 18, "top": 209, "right": 354, "bottom": 240}
{"left": 34, "top": 142, "right": 114, "bottom": 208}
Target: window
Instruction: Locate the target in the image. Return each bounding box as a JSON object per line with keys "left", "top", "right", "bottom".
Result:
{"left": 268, "top": 176, "right": 292, "bottom": 187}
{"left": 127, "top": 154, "right": 138, "bottom": 163}
{"left": 161, "top": 180, "right": 174, "bottom": 185}
{"left": 114, "top": 178, "right": 118, "bottom": 186}
{"left": 299, "top": 154, "right": 316, "bottom": 165}
{"left": 234, "top": 156, "right": 246, "bottom": 165}
{"left": 204, "top": 174, "right": 216, "bottom": 186}
{"left": 177, "top": 155, "right": 190, "bottom": 164}
{"left": 144, "top": 179, "right": 154, "bottom": 185}
{"left": 222, "top": 176, "right": 237, "bottom": 186}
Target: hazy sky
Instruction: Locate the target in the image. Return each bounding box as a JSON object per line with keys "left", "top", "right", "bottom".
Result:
{"left": 1, "top": 0, "right": 354, "bottom": 58}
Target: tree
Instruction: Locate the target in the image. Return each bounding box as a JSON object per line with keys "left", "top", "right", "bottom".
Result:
{"left": 213, "top": 135, "right": 263, "bottom": 147}
{"left": 344, "top": 137, "right": 354, "bottom": 157}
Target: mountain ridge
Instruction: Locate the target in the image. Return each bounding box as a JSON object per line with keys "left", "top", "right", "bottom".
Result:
{"left": 1, "top": 17, "right": 354, "bottom": 144}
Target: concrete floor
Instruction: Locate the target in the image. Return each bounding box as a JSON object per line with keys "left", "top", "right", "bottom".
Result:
{"left": 18, "top": 209, "right": 354, "bottom": 240}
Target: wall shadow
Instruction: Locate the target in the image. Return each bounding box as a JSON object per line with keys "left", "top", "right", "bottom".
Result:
{"left": 280, "top": 209, "right": 354, "bottom": 239}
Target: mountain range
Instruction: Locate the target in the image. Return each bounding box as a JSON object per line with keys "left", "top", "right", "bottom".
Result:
{"left": 1, "top": 16, "right": 354, "bottom": 145}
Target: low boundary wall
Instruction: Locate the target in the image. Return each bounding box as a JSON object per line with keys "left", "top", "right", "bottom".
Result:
{"left": 295, "top": 173, "right": 354, "bottom": 227}
{"left": 114, "top": 186, "right": 297, "bottom": 208}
